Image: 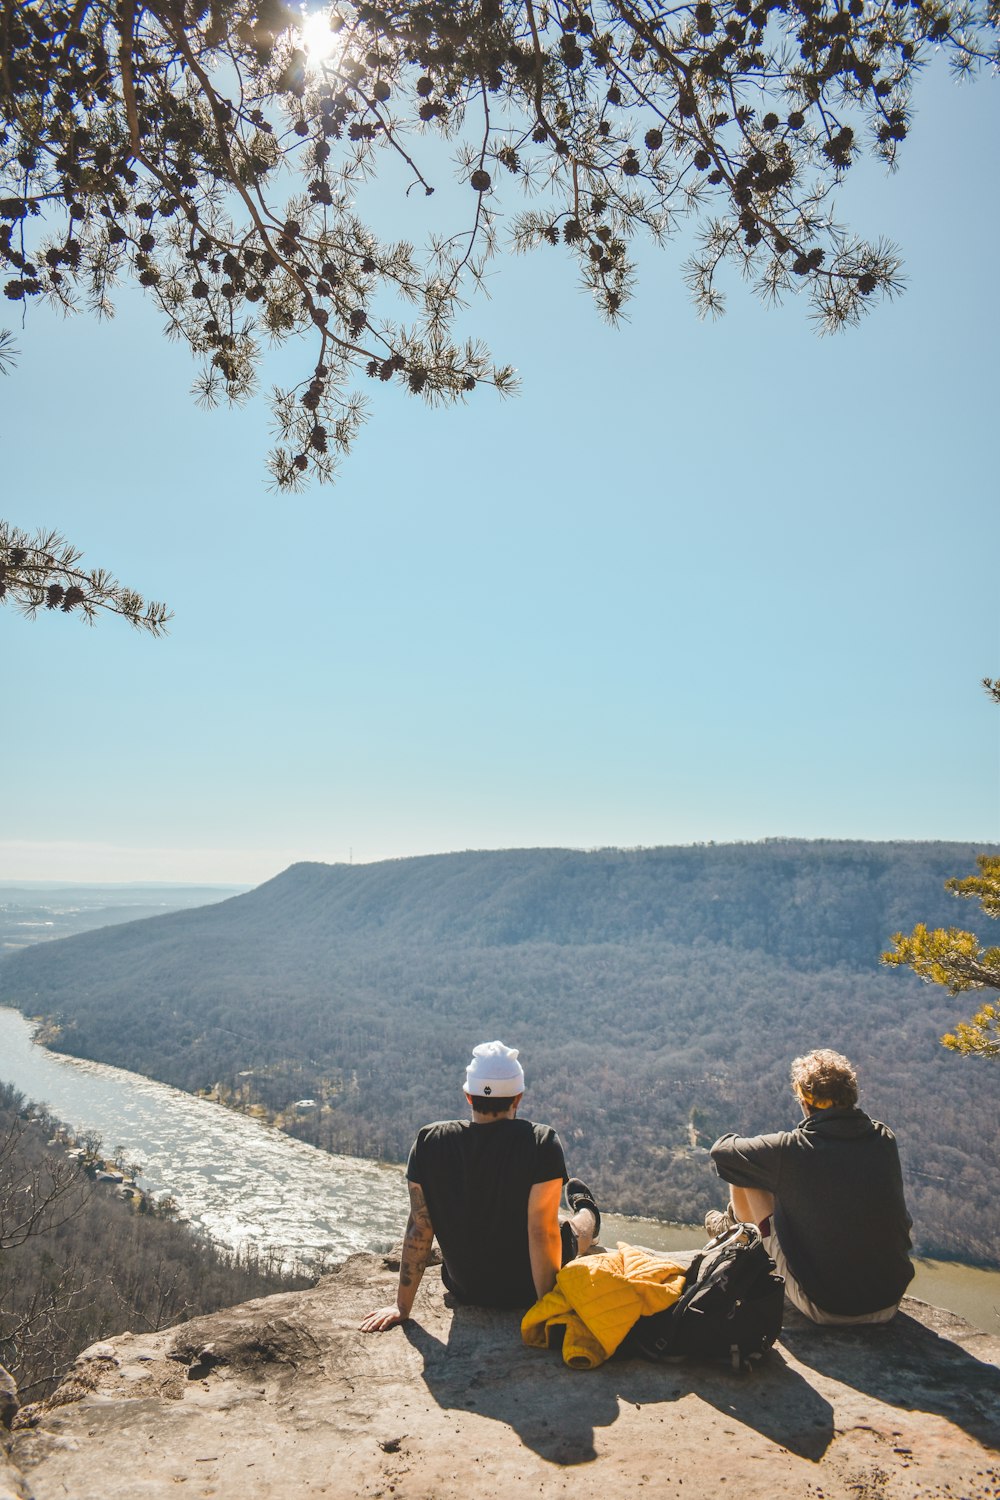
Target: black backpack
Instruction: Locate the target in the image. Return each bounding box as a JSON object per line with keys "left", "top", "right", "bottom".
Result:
{"left": 622, "top": 1222, "right": 785, "bottom": 1372}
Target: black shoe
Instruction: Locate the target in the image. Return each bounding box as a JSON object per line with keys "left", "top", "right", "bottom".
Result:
{"left": 566, "top": 1177, "right": 601, "bottom": 1238}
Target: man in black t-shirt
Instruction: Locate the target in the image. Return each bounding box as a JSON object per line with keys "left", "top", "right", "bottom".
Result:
{"left": 360, "top": 1041, "right": 600, "bottom": 1329}
{"left": 709, "top": 1048, "right": 913, "bottom": 1324}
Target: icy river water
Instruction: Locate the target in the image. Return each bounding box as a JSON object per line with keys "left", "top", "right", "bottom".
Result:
{"left": 1, "top": 1006, "right": 997, "bottom": 1333}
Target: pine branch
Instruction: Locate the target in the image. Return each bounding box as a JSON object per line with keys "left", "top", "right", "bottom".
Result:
{"left": 0, "top": 522, "right": 172, "bottom": 635}
{"left": 0, "top": 327, "right": 17, "bottom": 374}
{"left": 1, "top": 0, "right": 995, "bottom": 489}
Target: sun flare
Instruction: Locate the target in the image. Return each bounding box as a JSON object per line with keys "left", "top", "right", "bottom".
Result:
{"left": 298, "top": 7, "right": 341, "bottom": 66}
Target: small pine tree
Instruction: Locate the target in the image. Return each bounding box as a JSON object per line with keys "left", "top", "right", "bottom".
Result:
{"left": 882, "top": 681, "right": 1000, "bottom": 1060}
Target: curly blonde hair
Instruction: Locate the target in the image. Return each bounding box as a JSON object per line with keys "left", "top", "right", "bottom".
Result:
{"left": 790, "top": 1049, "right": 859, "bottom": 1108}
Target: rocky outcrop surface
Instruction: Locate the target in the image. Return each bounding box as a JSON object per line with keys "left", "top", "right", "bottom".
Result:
{"left": 5, "top": 1253, "right": 1000, "bottom": 1500}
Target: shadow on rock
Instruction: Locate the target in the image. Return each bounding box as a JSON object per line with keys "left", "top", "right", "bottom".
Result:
{"left": 782, "top": 1307, "right": 1000, "bottom": 1452}
{"left": 405, "top": 1306, "right": 834, "bottom": 1467}
{"left": 614, "top": 1348, "right": 835, "bottom": 1463}
{"left": 404, "top": 1312, "right": 619, "bottom": 1465}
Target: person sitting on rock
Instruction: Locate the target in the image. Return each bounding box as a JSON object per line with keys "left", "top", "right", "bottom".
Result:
{"left": 360, "top": 1039, "right": 600, "bottom": 1330}
{"left": 707, "top": 1048, "right": 913, "bottom": 1325}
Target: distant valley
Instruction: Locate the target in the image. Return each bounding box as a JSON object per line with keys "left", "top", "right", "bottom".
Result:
{"left": 0, "top": 883, "right": 247, "bottom": 954}
{"left": 0, "top": 842, "right": 996, "bottom": 1265}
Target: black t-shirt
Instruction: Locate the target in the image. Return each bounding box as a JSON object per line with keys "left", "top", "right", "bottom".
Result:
{"left": 406, "top": 1117, "right": 567, "bottom": 1309}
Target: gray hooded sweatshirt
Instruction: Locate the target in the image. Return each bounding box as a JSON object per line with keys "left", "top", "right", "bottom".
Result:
{"left": 711, "top": 1106, "right": 913, "bottom": 1315}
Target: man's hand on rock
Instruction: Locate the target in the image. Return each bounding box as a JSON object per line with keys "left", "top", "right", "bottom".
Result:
{"left": 360, "top": 1304, "right": 409, "bottom": 1332}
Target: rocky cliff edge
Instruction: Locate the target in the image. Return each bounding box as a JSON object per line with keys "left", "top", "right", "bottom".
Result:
{"left": 3, "top": 1251, "right": 999, "bottom": 1500}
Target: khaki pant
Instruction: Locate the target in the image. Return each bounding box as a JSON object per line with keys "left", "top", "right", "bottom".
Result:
{"left": 764, "top": 1226, "right": 899, "bottom": 1326}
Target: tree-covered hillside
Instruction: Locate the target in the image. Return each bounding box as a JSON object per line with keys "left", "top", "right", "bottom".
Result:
{"left": 0, "top": 1082, "right": 310, "bottom": 1403}
{"left": 1, "top": 842, "right": 997, "bottom": 1264}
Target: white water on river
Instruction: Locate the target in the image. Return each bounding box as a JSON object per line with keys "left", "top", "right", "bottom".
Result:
{"left": 0, "top": 1007, "right": 404, "bottom": 1268}
{"left": 2, "top": 1007, "right": 998, "bottom": 1332}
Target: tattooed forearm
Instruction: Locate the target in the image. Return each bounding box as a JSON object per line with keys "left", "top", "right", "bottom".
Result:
{"left": 399, "top": 1220, "right": 422, "bottom": 1288}
{"left": 410, "top": 1190, "right": 434, "bottom": 1235}
{"left": 359, "top": 1183, "right": 436, "bottom": 1332}
{"left": 394, "top": 1185, "right": 435, "bottom": 1314}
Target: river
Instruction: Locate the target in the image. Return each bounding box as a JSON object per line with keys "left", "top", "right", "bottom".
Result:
{"left": 1, "top": 1007, "right": 997, "bottom": 1333}
{"left": 0, "top": 1006, "right": 403, "bottom": 1270}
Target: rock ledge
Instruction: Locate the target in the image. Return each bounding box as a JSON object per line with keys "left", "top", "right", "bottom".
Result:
{"left": 3, "top": 1252, "right": 999, "bottom": 1500}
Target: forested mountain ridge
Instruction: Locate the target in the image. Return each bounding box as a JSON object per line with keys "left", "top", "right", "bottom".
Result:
{"left": 1, "top": 842, "right": 997, "bottom": 1265}
{"left": 3, "top": 840, "right": 987, "bottom": 968}
{"left": 262, "top": 843, "right": 984, "bottom": 960}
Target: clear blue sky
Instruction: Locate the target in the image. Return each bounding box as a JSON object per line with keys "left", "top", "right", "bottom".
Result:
{"left": 2, "top": 60, "right": 998, "bottom": 884}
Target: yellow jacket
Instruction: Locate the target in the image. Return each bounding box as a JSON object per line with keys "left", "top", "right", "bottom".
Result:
{"left": 521, "top": 1243, "right": 687, "bottom": 1369}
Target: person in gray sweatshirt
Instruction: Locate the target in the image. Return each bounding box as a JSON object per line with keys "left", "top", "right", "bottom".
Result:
{"left": 709, "top": 1048, "right": 913, "bottom": 1324}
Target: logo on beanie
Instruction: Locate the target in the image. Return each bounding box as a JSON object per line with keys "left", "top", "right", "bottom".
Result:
{"left": 483, "top": 1086, "right": 492, "bottom": 1095}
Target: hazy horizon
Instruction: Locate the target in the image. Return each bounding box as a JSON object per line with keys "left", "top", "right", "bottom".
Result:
{"left": 2, "top": 833, "right": 999, "bottom": 888}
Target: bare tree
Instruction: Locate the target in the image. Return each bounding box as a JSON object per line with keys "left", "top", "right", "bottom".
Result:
{"left": 0, "top": 1106, "right": 89, "bottom": 1254}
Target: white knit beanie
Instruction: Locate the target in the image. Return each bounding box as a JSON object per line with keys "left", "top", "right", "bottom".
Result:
{"left": 463, "top": 1040, "right": 525, "bottom": 1098}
